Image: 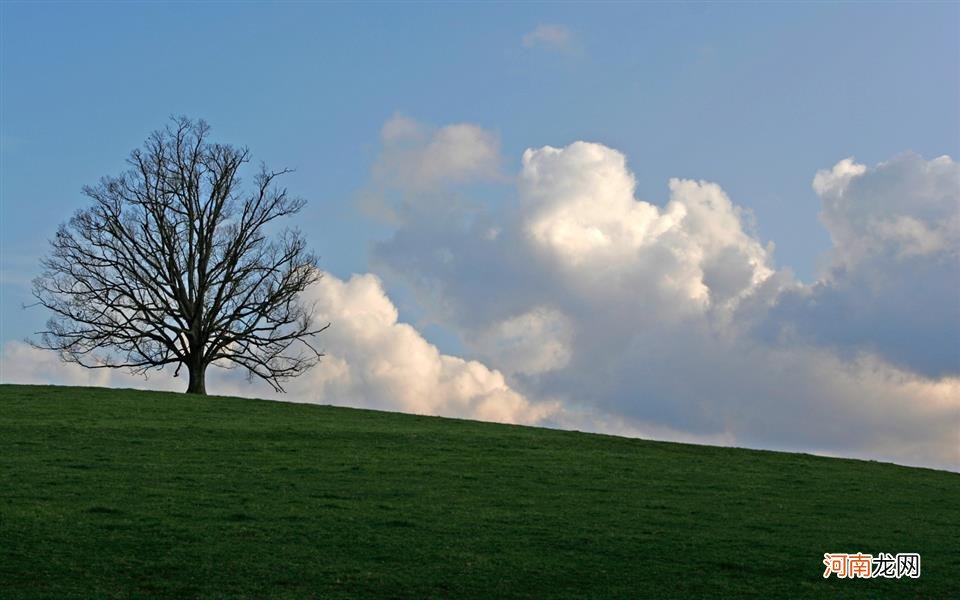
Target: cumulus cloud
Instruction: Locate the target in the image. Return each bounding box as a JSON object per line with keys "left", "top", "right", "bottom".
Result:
{"left": 293, "top": 272, "right": 556, "bottom": 423}
{"left": 519, "top": 143, "right": 775, "bottom": 318}
{"left": 815, "top": 154, "right": 957, "bottom": 265}
{"left": 522, "top": 24, "right": 572, "bottom": 50}
{"left": 1, "top": 272, "right": 557, "bottom": 426}
{"left": 761, "top": 153, "right": 959, "bottom": 377}
{"left": 471, "top": 307, "right": 574, "bottom": 376}
{"left": 371, "top": 132, "right": 959, "bottom": 470}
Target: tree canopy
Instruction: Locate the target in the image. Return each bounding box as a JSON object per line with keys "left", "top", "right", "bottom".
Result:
{"left": 32, "top": 117, "right": 327, "bottom": 394}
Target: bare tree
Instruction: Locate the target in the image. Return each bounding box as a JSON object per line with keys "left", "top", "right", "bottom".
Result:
{"left": 31, "top": 117, "right": 327, "bottom": 394}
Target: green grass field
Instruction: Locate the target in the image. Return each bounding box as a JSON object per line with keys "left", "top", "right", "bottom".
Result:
{"left": 1, "top": 384, "right": 957, "bottom": 598}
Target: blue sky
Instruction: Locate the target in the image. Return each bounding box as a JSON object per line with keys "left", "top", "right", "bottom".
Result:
{"left": 2, "top": 2, "right": 958, "bottom": 469}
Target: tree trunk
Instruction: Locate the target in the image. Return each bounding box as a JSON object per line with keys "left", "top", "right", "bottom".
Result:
{"left": 186, "top": 361, "right": 207, "bottom": 395}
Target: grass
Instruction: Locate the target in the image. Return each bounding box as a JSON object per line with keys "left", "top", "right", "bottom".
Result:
{"left": 1, "top": 384, "right": 957, "bottom": 598}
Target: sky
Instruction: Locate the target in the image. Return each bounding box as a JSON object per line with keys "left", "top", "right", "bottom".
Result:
{"left": 1, "top": 2, "right": 958, "bottom": 470}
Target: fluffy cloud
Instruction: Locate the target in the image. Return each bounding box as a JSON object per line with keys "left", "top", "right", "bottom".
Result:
{"left": 520, "top": 143, "right": 774, "bottom": 317}
{"left": 1, "top": 272, "right": 557, "bottom": 426}
{"left": 815, "top": 154, "right": 957, "bottom": 265}
{"left": 294, "top": 273, "right": 555, "bottom": 423}
{"left": 361, "top": 115, "right": 502, "bottom": 223}
{"left": 761, "top": 153, "right": 959, "bottom": 377}
{"left": 521, "top": 24, "right": 572, "bottom": 50}
{"left": 471, "top": 307, "right": 574, "bottom": 376}
{"left": 371, "top": 130, "right": 959, "bottom": 470}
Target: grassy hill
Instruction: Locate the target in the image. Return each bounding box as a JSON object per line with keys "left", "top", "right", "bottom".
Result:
{"left": 1, "top": 384, "right": 957, "bottom": 598}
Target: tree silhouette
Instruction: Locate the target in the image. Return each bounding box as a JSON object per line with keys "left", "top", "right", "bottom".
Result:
{"left": 32, "top": 117, "right": 327, "bottom": 394}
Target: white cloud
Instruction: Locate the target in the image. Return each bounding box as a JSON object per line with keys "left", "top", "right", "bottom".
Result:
{"left": 471, "top": 307, "right": 574, "bottom": 376}
{"left": 380, "top": 113, "right": 423, "bottom": 143}
{"left": 812, "top": 156, "right": 867, "bottom": 196}
{"left": 359, "top": 115, "right": 503, "bottom": 224}
{"left": 815, "top": 153, "right": 958, "bottom": 266}
{"left": 371, "top": 133, "right": 959, "bottom": 471}
{"left": 376, "top": 115, "right": 501, "bottom": 192}
{"left": 522, "top": 24, "right": 572, "bottom": 50}
{"left": 519, "top": 143, "right": 774, "bottom": 319}
{"left": 294, "top": 272, "right": 557, "bottom": 423}
{"left": 762, "top": 153, "right": 959, "bottom": 377}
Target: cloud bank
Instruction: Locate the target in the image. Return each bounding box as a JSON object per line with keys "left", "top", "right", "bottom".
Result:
{"left": 4, "top": 117, "right": 957, "bottom": 471}
{"left": 762, "top": 153, "right": 959, "bottom": 378}
{"left": 369, "top": 119, "right": 959, "bottom": 470}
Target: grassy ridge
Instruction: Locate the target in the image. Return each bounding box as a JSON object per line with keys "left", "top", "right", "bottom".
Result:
{"left": 0, "top": 384, "right": 957, "bottom": 598}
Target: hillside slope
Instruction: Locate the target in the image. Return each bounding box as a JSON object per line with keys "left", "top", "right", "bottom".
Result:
{"left": 1, "top": 384, "right": 957, "bottom": 598}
